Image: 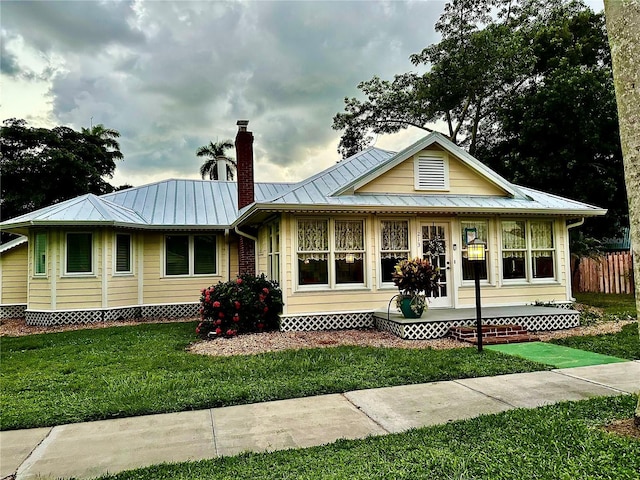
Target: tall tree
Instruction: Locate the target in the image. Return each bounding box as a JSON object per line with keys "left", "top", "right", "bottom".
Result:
{"left": 475, "top": 5, "right": 626, "bottom": 238}
{"left": 603, "top": 0, "right": 640, "bottom": 427}
{"left": 196, "top": 140, "right": 236, "bottom": 181}
{"left": 333, "top": 0, "right": 626, "bottom": 239}
{"left": 0, "top": 118, "right": 122, "bottom": 223}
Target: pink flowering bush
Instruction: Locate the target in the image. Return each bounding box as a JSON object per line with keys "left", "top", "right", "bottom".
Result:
{"left": 196, "top": 274, "right": 283, "bottom": 339}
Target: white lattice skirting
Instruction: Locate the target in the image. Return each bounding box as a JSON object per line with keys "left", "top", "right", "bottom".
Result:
{"left": 0, "top": 304, "right": 27, "bottom": 319}
{"left": 280, "top": 312, "right": 374, "bottom": 332}
{"left": 374, "top": 311, "right": 579, "bottom": 340}
{"left": 25, "top": 303, "right": 200, "bottom": 327}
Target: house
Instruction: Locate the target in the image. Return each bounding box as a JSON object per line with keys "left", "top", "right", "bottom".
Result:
{"left": 0, "top": 120, "right": 606, "bottom": 336}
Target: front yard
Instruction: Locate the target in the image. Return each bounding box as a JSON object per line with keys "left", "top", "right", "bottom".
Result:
{"left": 1, "top": 292, "right": 637, "bottom": 431}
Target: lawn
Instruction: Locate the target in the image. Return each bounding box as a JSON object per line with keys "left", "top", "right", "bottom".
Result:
{"left": 0, "top": 322, "right": 547, "bottom": 431}
{"left": 97, "top": 395, "right": 640, "bottom": 480}
{"left": 574, "top": 292, "right": 637, "bottom": 316}
{"left": 551, "top": 322, "right": 639, "bottom": 360}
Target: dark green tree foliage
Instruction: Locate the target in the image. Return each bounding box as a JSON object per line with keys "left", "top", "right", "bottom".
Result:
{"left": 475, "top": 7, "right": 626, "bottom": 236}
{"left": 1, "top": 118, "right": 123, "bottom": 222}
{"left": 333, "top": 0, "right": 625, "bottom": 238}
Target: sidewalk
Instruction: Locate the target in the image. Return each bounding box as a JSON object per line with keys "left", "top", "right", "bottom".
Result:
{"left": 2, "top": 361, "right": 639, "bottom": 480}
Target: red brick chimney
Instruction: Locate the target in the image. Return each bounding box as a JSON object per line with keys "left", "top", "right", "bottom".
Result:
{"left": 235, "top": 120, "right": 256, "bottom": 275}
{"left": 235, "top": 120, "right": 254, "bottom": 209}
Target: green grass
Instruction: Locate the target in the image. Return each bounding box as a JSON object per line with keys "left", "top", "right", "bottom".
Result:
{"left": 551, "top": 322, "right": 640, "bottom": 360}
{"left": 574, "top": 292, "right": 637, "bottom": 317}
{"left": 95, "top": 395, "right": 640, "bottom": 480}
{"left": 0, "top": 322, "right": 548, "bottom": 431}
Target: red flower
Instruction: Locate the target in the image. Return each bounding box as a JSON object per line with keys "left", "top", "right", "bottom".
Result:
{"left": 257, "top": 322, "right": 264, "bottom": 330}
{"left": 213, "top": 301, "right": 221, "bottom": 308}
{"left": 201, "top": 288, "right": 206, "bottom": 294}
{"left": 262, "top": 287, "right": 269, "bottom": 294}
{"left": 233, "top": 314, "right": 239, "bottom": 322}
{"left": 195, "top": 327, "right": 201, "bottom": 334}
{"left": 226, "top": 329, "right": 234, "bottom": 336}
{"left": 215, "top": 327, "right": 222, "bottom": 335}
{"left": 215, "top": 319, "right": 222, "bottom": 326}
{"left": 234, "top": 301, "right": 241, "bottom": 310}
{"left": 218, "top": 312, "right": 225, "bottom": 319}
{"left": 259, "top": 294, "right": 266, "bottom": 302}
{"left": 263, "top": 306, "right": 269, "bottom": 313}
{"left": 236, "top": 278, "right": 243, "bottom": 285}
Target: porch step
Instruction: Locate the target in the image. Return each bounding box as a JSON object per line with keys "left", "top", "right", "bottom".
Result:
{"left": 449, "top": 324, "right": 540, "bottom": 345}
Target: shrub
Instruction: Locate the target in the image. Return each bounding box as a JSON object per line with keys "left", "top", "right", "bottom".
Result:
{"left": 196, "top": 274, "right": 284, "bottom": 339}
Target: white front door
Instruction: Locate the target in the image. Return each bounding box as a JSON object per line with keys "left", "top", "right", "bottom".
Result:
{"left": 420, "top": 223, "right": 452, "bottom": 308}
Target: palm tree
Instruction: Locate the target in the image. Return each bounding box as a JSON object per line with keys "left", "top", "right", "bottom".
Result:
{"left": 81, "top": 124, "right": 124, "bottom": 162}
{"left": 197, "top": 140, "right": 236, "bottom": 180}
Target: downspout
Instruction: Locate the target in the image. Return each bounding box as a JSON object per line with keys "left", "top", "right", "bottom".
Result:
{"left": 566, "top": 218, "right": 585, "bottom": 302}
{"left": 225, "top": 229, "right": 231, "bottom": 281}
{"left": 234, "top": 225, "right": 259, "bottom": 275}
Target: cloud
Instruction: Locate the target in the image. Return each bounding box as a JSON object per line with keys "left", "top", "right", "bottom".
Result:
{"left": 3, "top": 0, "right": 447, "bottom": 186}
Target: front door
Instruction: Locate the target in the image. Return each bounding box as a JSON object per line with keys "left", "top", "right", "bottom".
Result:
{"left": 421, "top": 223, "right": 452, "bottom": 308}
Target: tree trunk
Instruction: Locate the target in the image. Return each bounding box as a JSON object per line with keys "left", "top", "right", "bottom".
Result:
{"left": 604, "top": 0, "right": 640, "bottom": 427}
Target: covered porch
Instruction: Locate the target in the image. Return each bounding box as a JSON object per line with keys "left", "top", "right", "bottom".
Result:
{"left": 373, "top": 305, "right": 579, "bottom": 340}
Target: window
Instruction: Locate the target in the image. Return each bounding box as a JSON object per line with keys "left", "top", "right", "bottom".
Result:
{"left": 165, "top": 234, "right": 217, "bottom": 276}
{"left": 34, "top": 232, "right": 47, "bottom": 275}
{"left": 414, "top": 154, "right": 448, "bottom": 190}
{"left": 66, "top": 233, "right": 93, "bottom": 274}
{"left": 380, "top": 220, "right": 409, "bottom": 284}
{"left": 531, "top": 221, "right": 555, "bottom": 279}
{"left": 115, "top": 234, "right": 132, "bottom": 274}
{"left": 267, "top": 222, "right": 280, "bottom": 283}
{"left": 297, "top": 218, "right": 365, "bottom": 287}
{"left": 501, "top": 220, "right": 555, "bottom": 281}
{"left": 461, "top": 220, "right": 488, "bottom": 281}
{"left": 334, "top": 220, "right": 364, "bottom": 284}
{"left": 297, "top": 219, "right": 329, "bottom": 285}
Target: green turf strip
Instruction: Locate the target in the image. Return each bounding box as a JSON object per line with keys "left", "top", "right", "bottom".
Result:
{"left": 485, "top": 341, "right": 628, "bottom": 368}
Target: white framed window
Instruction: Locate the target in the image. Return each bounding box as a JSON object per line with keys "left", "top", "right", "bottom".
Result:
{"left": 461, "top": 220, "right": 489, "bottom": 282}
{"left": 379, "top": 220, "right": 410, "bottom": 285}
{"left": 414, "top": 153, "right": 449, "bottom": 191}
{"left": 267, "top": 221, "right": 280, "bottom": 283}
{"left": 296, "top": 218, "right": 366, "bottom": 289}
{"left": 114, "top": 233, "right": 132, "bottom": 274}
{"left": 501, "top": 220, "right": 555, "bottom": 282}
{"left": 34, "top": 232, "right": 47, "bottom": 276}
{"left": 65, "top": 232, "right": 93, "bottom": 275}
{"left": 165, "top": 234, "right": 217, "bottom": 276}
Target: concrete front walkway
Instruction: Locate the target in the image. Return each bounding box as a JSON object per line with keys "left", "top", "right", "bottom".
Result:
{"left": 2, "top": 361, "right": 638, "bottom": 480}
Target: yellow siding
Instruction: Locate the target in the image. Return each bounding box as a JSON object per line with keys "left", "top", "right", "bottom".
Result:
{"left": 457, "top": 284, "right": 568, "bottom": 308}
{"left": 355, "top": 149, "right": 506, "bottom": 196}
{"left": 1, "top": 243, "right": 28, "bottom": 304}
{"left": 55, "top": 229, "right": 103, "bottom": 309}
{"left": 28, "top": 230, "right": 52, "bottom": 310}
{"left": 106, "top": 231, "right": 139, "bottom": 307}
{"left": 257, "top": 227, "right": 268, "bottom": 277}
{"left": 229, "top": 237, "right": 239, "bottom": 279}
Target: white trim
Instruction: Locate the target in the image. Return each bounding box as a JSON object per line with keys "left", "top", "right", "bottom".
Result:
{"left": 377, "top": 217, "right": 412, "bottom": 289}
{"left": 32, "top": 231, "right": 48, "bottom": 277}
{"left": 138, "top": 234, "right": 144, "bottom": 305}
{"left": 102, "top": 231, "right": 108, "bottom": 308}
{"left": 280, "top": 308, "right": 373, "bottom": 318}
{"left": 51, "top": 230, "right": 57, "bottom": 309}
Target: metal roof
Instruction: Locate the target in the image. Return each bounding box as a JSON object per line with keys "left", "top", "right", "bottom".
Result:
{"left": 0, "top": 235, "right": 28, "bottom": 254}
{"left": 0, "top": 135, "right": 606, "bottom": 231}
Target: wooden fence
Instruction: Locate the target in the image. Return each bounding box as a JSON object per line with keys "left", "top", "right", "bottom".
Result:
{"left": 572, "top": 251, "right": 635, "bottom": 294}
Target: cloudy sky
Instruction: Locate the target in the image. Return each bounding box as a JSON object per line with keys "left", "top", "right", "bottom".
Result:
{"left": 1, "top": 0, "right": 604, "bottom": 188}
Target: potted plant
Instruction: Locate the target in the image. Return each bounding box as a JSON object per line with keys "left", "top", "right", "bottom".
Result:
{"left": 392, "top": 258, "right": 440, "bottom": 318}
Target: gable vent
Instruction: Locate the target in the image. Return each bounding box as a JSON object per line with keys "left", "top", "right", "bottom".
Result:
{"left": 415, "top": 155, "right": 448, "bottom": 190}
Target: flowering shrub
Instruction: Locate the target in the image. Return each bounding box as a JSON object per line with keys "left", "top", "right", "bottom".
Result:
{"left": 196, "top": 274, "right": 284, "bottom": 339}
